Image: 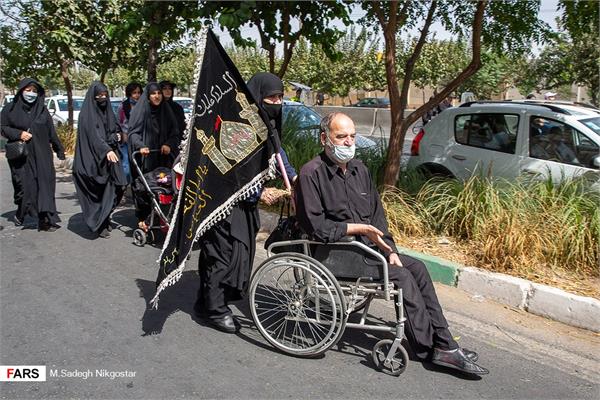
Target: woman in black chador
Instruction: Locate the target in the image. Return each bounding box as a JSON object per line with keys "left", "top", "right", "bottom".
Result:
{"left": 194, "top": 72, "right": 296, "bottom": 334}
{"left": 127, "top": 82, "right": 180, "bottom": 231}
{"left": 1, "top": 78, "right": 65, "bottom": 231}
{"left": 73, "top": 82, "right": 127, "bottom": 238}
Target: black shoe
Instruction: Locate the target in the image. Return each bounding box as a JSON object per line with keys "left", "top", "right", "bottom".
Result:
{"left": 98, "top": 227, "right": 111, "bottom": 238}
{"left": 462, "top": 348, "right": 478, "bottom": 362}
{"left": 14, "top": 214, "right": 24, "bottom": 226}
{"left": 431, "top": 348, "right": 489, "bottom": 375}
{"left": 202, "top": 315, "right": 239, "bottom": 334}
{"left": 38, "top": 220, "right": 55, "bottom": 232}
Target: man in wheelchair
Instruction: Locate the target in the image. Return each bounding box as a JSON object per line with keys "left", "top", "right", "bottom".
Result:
{"left": 295, "top": 112, "right": 489, "bottom": 375}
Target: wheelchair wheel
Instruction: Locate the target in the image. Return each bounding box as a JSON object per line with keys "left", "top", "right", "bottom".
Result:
{"left": 371, "top": 339, "right": 408, "bottom": 376}
{"left": 250, "top": 252, "right": 346, "bottom": 357}
{"left": 133, "top": 229, "right": 147, "bottom": 246}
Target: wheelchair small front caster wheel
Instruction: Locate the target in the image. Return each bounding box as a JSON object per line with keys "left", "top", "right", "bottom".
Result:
{"left": 372, "top": 339, "right": 408, "bottom": 376}
{"left": 133, "top": 229, "right": 147, "bottom": 247}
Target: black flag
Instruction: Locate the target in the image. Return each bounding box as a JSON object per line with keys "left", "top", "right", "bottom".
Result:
{"left": 151, "top": 29, "right": 278, "bottom": 308}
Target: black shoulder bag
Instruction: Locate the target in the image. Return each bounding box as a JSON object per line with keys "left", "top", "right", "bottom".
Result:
{"left": 264, "top": 198, "right": 302, "bottom": 250}
{"left": 5, "top": 128, "right": 30, "bottom": 161}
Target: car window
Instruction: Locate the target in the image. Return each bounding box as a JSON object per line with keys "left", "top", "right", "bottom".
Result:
{"left": 454, "top": 113, "right": 519, "bottom": 154}
{"left": 529, "top": 116, "right": 599, "bottom": 169}
{"left": 57, "top": 99, "right": 84, "bottom": 111}
{"left": 283, "top": 104, "right": 321, "bottom": 127}
{"left": 47, "top": 100, "right": 55, "bottom": 111}
{"left": 174, "top": 99, "right": 193, "bottom": 113}
{"left": 579, "top": 117, "right": 600, "bottom": 135}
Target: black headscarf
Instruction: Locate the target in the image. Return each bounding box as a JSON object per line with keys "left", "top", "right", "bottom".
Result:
{"left": 128, "top": 82, "right": 180, "bottom": 172}
{"left": 73, "top": 81, "right": 127, "bottom": 232}
{"left": 247, "top": 72, "right": 284, "bottom": 140}
{"left": 4, "top": 78, "right": 47, "bottom": 132}
{"left": 159, "top": 80, "right": 186, "bottom": 142}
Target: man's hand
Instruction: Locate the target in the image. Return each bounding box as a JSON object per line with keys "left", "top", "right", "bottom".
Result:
{"left": 140, "top": 147, "right": 150, "bottom": 156}
{"left": 347, "top": 223, "right": 392, "bottom": 254}
{"left": 106, "top": 150, "right": 118, "bottom": 163}
{"left": 20, "top": 131, "right": 32, "bottom": 141}
{"left": 389, "top": 252, "right": 403, "bottom": 267}
{"left": 161, "top": 145, "right": 171, "bottom": 155}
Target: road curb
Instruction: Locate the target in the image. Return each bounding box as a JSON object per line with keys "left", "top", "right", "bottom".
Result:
{"left": 396, "top": 246, "right": 459, "bottom": 286}
{"left": 396, "top": 245, "right": 600, "bottom": 333}
{"left": 55, "top": 155, "right": 74, "bottom": 170}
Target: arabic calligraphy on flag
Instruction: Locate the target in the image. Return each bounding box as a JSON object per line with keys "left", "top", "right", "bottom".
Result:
{"left": 150, "top": 29, "right": 277, "bottom": 308}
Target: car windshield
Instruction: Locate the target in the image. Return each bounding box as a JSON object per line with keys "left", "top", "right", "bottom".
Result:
{"left": 283, "top": 104, "right": 321, "bottom": 127}
{"left": 57, "top": 99, "right": 84, "bottom": 112}
{"left": 579, "top": 117, "right": 600, "bottom": 135}
{"left": 175, "top": 99, "right": 193, "bottom": 113}
{"left": 110, "top": 100, "right": 121, "bottom": 115}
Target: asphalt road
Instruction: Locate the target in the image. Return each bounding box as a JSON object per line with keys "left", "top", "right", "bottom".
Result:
{"left": 1, "top": 157, "right": 599, "bottom": 399}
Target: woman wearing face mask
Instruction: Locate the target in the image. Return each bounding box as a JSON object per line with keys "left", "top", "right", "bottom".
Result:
{"left": 0, "top": 78, "right": 65, "bottom": 231}
{"left": 193, "top": 72, "right": 296, "bottom": 334}
{"left": 116, "top": 82, "right": 142, "bottom": 183}
{"left": 127, "top": 82, "right": 180, "bottom": 230}
{"left": 73, "top": 82, "right": 128, "bottom": 238}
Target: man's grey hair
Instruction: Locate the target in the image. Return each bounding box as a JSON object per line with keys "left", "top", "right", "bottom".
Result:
{"left": 320, "top": 112, "right": 350, "bottom": 138}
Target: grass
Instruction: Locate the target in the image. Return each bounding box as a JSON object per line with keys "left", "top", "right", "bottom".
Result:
{"left": 385, "top": 172, "right": 600, "bottom": 298}
{"left": 56, "top": 125, "right": 76, "bottom": 155}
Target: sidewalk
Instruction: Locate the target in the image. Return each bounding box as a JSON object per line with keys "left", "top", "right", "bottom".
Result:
{"left": 258, "top": 208, "right": 600, "bottom": 333}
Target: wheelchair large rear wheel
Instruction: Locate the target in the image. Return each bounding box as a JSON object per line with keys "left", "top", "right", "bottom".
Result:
{"left": 250, "top": 252, "right": 347, "bottom": 357}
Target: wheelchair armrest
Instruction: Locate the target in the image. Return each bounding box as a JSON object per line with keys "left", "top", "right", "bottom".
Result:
{"left": 338, "top": 236, "right": 356, "bottom": 243}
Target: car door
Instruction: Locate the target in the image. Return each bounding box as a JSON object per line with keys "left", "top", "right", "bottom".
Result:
{"left": 444, "top": 112, "right": 521, "bottom": 180}
{"left": 520, "top": 115, "right": 600, "bottom": 185}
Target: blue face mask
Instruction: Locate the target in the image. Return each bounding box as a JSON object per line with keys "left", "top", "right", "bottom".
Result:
{"left": 326, "top": 136, "right": 355, "bottom": 164}
{"left": 129, "top": 98, "right": 137, "bottom": 105}
{"left": 22, "top": 91, "right": 38, "bottom": 104}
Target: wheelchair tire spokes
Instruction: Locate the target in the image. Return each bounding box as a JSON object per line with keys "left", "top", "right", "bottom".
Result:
{"left": 250, "top": 253, "right": 346, "bottom": 357}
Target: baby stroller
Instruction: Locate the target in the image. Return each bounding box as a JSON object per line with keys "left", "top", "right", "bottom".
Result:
{"left": 131, "top": 150, "right": 183, "bottom": 246}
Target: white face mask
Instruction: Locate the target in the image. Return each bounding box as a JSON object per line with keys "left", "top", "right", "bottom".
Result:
{"left": 326, "top": 136, "right": 355, "bottom": 164}
{"left": 22, "top": 91, "right": 38, "bottom": 104}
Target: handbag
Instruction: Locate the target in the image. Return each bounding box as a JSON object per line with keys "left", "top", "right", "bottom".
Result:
{"left": 264, "top": 199, "right": 302, "bottom": 250}
{"left": 5, "top": 140, "right": 28, "bottom": 161}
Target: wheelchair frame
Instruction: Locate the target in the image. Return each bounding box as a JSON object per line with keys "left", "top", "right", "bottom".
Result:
{"left": 248, "top": 239, "right": 409, "bottom": 376}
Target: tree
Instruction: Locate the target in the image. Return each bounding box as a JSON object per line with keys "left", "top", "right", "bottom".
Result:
{"left": 214, "top": 1, "right": 351, "bottom": 78}
{"left": 358, "top": 0, "right": 549, "bottom": 186}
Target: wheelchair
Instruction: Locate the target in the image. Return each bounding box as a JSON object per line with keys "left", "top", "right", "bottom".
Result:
{"left": 248, "top": 238, "right": 409, "bottom": 376}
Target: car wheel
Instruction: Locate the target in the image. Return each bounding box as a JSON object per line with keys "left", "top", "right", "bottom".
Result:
{"left": 417, "top": 164, "right": 455, "bottom": 180}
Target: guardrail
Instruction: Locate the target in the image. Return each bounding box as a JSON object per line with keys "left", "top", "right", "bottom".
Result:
{"left": 312, "top": 106, "right": 415, "bottom": 138}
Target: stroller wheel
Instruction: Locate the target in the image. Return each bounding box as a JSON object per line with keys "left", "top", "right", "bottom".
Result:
{"left": 133, "top": 229, "right": 147, "bottom": 246}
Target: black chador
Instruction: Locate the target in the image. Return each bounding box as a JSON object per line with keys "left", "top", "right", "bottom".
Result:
{"left": 127, "top": 82, "right": 180, "bottom": 224}
{"left": 128, "top": 82, "right": 180, "bottom": 174}
{"left": 73, "top": 82, "right": 127, "bottom": 236}
{"left": 0, "top": 78, "right": 64, "bottom": 230}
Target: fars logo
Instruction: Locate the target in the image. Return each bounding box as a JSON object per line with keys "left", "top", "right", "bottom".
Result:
{"left": 0, "top": 366, "right": 46, "bottom": 381}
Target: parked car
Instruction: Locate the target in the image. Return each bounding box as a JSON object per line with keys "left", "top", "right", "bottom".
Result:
{"left": 110, "top": 97, "right": 123, "bottom": 116}
{"left": 283, "top": 100, "right": 376, "bottom": 149}
{"left": 0, "top": 95, "right": 15, "bottom": 112}
{"left": 352, "top": 97, "right": 390, "bottom": 108}
{"left": 45, "top": 95, "right": 84, "bottom": 129}
{"left": 407, "top": 101, "right": 600, "bottom": 186}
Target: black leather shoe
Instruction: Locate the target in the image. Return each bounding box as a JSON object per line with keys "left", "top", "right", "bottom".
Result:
{"left": 14, "top": 214, "right": 23, "bottom": 226}
{"left": 462, "top": 348, "right": 479, "bottom": 362}
{"left": 203, "top": 315, "right": 239, "bottom": 334}
{"left": 432, "top": 348, "right": 489, "bottom": 375}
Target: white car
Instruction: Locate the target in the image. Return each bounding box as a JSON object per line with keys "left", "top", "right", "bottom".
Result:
{"left": 408, "top": 101, "right": 600, "bottom": 185}
{"left": 45, "top": 95, "right": 84, "bottom": 129}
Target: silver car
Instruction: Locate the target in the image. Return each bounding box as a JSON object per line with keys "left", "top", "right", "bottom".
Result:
{"left": 408, "top": 101, "right": 600, "bottom": 185}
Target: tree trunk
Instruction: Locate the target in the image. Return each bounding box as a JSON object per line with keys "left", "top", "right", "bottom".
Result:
{"left": 60, "top": 59, "right": 74, "bottom": 130}
{"left": 381, "top": 0, "right": 487, "bottom": 186}
{"left": 100, "top": 70, "right": 107, "bottom": 83}
{"left": 147, "top": 37, "right": 159, "bottom": 82}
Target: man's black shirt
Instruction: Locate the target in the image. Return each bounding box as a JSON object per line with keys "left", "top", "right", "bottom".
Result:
{"left": 296, "top": 152, "right": 396, "bottom": 255}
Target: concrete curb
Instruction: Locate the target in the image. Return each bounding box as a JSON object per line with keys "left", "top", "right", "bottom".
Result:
{"left": 397, "top": 245, "right": 600, "bottom": 333}
{"left": 54, "top": 155, "right": 74, "bottom": 170}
